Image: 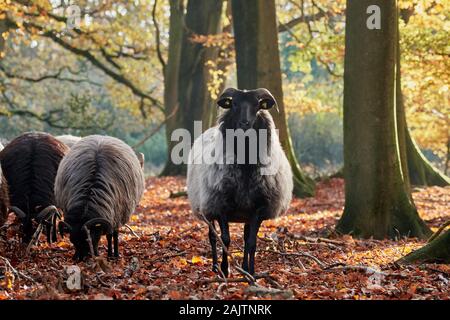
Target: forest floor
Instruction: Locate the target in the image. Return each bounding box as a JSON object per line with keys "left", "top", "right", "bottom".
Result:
{"left": 0, "top": 177, "right": 449, "bottom": 300}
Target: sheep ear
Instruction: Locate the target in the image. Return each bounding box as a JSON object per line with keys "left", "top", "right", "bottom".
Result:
{"left": 255, "top": 88, "right": 279, "bottom": 112}
{"left": 217, "top": 88, "right": 237, "bottom": 109}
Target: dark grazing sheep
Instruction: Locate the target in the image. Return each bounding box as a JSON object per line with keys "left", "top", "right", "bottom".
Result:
{"left": 0, "top": 132, "right": 69, "bottom": 243}
{"left": 0, "top": 142, "right": 9, "bottom": 227}
{"left": 187, "top": 88, "right": 293, "bottom": 276}
{"left": 55, "top": 135, "right": 145, "bottom": 260}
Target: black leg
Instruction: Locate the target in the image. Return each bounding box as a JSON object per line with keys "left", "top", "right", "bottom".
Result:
{"left": 208, "top": 220, "right": 219, "bottom": 272}
{"left": 218, "top": 216, "right": 230, "bottom": 277}
{"left": 242, "top": 223, "right": 250, "bottom": 271}
{"left": 107, "top": 234, "right": 113, "bottom": 257}
{"left": 113, "top": 230, "right": 119, "bottom": 257}
{"left": 246, "top": 217, "right": 262, "bottom": 275}
{"left": 45, "top": 223, "right": 52, "bottom": 244}
{"left": 52, "top": 213, "right": 58, "bottom": 243}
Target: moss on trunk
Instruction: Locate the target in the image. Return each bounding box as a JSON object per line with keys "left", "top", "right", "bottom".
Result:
{"left": 398, "top": 229, "right": 450, "bottom": 264}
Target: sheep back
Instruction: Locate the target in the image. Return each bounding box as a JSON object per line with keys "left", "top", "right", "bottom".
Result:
{"left": 56, "top": 135, "right": 81, "bottom": 149}
{"left": 187, "top": 113, "right": 293, "bottom": 222}
{"left": 0, "top": 132, "right": 68, "bottom": 218}
{"left": 55, "top": 135, "right": 145, "bottom": 228}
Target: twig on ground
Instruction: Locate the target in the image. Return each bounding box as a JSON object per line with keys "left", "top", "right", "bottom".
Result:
{"left": 169, "top": 191, "right": 187, "bottom": 199}
{"left": 26, "top": 223, "right": 44, "bottom": 255}
{"left": 149, "top": 250, "right": 186, "bottom": 264}
{"left": 123, "top": 224, "right": 141, "bottom": 239}
{"left": 0, "top": 256, "right": 36, "bottom": 283}
{"left": 263, "top": 249, "right": 327, "bottom": 269}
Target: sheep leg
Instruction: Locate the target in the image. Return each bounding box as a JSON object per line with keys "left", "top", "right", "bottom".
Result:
{"left": 113, "top": 230, "right": 119, "bottom": 257}
{"left": 107, "top": 234, "right": 113, "bottom": 257}
{"left": 51, "top": 213, "right": 58, "bottom": 243}
{"left": 242, "top": 223, "right": 250, "bottom": 271}
{"left": 246, "top": 217, "right": 262, "bottom": 275}
{"left": 208, "top": 220, "right": 219, "bottom": 272}
{"left": 218, "top": 216, "right": 230, "bottom": 277}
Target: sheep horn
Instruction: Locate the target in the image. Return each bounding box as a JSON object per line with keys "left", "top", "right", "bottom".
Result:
{"left": 9, "top": 206, "right": 26, "bottom": 220}
{"left": 35, "top": 205, "right": 58, "bottom": 222}
{"left": 82, "top": 218, "right": 113, "bottom": 235}
{"left": 58, "top": 221, "right": 72, "bottom": 237}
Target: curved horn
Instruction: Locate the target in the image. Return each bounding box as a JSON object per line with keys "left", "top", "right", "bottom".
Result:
{"left": 9, "top": 206, "right": 26, "bottom": 220}
{"left": 36, "top": 205, "right": 58, "bottom": 222}
{"left": 58, "top": 221, "right": 72, "bottom": 237}
{"left": 82, "top": 218, "right": 113, "bottom": 235}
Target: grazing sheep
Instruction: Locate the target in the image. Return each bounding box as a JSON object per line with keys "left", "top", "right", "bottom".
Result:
{"left": 0, "top": 132, "right": 69, "bottom": 243}
{"left": 55, "top": 135, "right": 145, "bottom": 260}
{"left": 0, "top": 142, "right": 9, "bottom": 227}
{"left": 56, "top": 135, "right": 145, "bottom": 168}
{"left": 187, "top": 88, "right": 293, "bottom": 276}
{"left": 56, "top": 135, "right": 81, "bottom": 149}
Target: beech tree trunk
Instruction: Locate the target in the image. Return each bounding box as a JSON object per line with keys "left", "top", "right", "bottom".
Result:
{"left": 231, "top": 0, "right": 315, "bottom": 197}
{"left": 161, "top": 0, "right": 224, "bottom": 176}
{"left": 336, "top": 0, "right": 430, "bottom": 239}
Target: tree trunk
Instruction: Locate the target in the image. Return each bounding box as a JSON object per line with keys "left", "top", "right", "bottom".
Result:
{"left": 406, "top": 130, "right": 450, "bottom": 186}
{"left": 161, "top": 0, "right": 224, "bottom": 176}
{"left": 398, "top": 229, "right": 450, "bottom": 264}
{"left": 161, "top": 0, "right": 185, "bottom": 176}
{"left": 231, "top": 0, "right": 315, "bottom": 197}
{"left": 336, "top": 0, "right": 430, "bottom": 239}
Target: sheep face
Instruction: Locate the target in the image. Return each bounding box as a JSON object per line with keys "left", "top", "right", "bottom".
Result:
{"left": 217, "top": 88, "right": 277, "bottom": 130}
{"left": 60, "top": 218, "right": 110, "bottom": 261}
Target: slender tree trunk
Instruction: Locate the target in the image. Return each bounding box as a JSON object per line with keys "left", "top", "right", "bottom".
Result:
{"left": 336, "top": 0, "right": 430, "bottom": 239}
{"left": 231, "top": 0, "right": 315, "bottom": 197}
{"left": 161, "top": 0, "right": 224, "bottom": 176}
{"left": 161, "top": 0, "right": 185, "bottom": 176}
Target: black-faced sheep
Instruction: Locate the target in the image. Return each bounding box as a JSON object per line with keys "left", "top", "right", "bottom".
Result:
{"left": 0, "top": 132, "right": 69, "bottom": 243}
{"left": 55, "top": 135, "right": 145, "bottom": 260}
{"left": 187, "top": 88, "right": 293, "bottom": 276}
{"left": 56, "top": 135, "right": 82, "bottom": 149}
{"left": 0, "top": 142, "right": 9, "bottom": 227}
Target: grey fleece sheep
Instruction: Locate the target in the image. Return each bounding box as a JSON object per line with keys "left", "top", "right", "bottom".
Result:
{"left": 56, "top": 134, "right": 145, "bottom": 167}
{"left": 187, "top": 88, "right": 293, "bottom": 276}
{"left": 55, "top": 135, "right": 145, "bottom": 260}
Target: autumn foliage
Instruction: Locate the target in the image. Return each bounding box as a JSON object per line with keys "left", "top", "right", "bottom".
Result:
{"left": 0, "top": 177, "right": 448, "bottom": 300}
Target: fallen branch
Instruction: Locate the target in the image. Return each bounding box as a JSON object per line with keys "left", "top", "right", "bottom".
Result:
{"left": 200, "top": 272, "right": 281, "bottom": 288}
{"left": 149, "top": 250, "right": 186, "bottom": 264}
{"left": 169, "top": 191, "right": 187, "bottom": 199}
{"left": 0, "top": 256, "right": 36, "bottom": 283}
{"left": 263, "top": 249, "right": 326, "bottom": 269}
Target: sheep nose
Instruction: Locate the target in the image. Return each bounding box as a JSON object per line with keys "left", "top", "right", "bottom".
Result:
{"left": 240, "top": 120, "right": 250, "bottom": 127}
